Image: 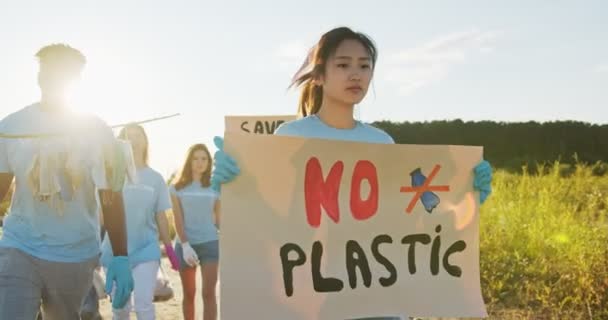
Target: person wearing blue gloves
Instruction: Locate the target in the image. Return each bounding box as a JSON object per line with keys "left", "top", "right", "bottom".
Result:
{"left": 0, "top": 44, "right": 133, "bottom": 319}
{"left": 211, "top": 27, "right": 492, "bottom": 320}
{"left": 100, "top": 123, "right": 179, "bottom": 319}
{"left": 170, "top": 143, "right": 221, "bottom": 320}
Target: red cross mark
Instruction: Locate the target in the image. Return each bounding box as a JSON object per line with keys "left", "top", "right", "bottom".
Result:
{"left": 400, "top": 164, "right": 450, "bottom": 214}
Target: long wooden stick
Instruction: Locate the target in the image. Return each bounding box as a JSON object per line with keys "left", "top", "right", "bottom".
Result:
{"left": 109, "top": 113, "right": 180, "bottom": 129}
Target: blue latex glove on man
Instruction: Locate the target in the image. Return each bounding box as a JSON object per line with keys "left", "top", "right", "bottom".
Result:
{"left": 105, "top": 256, "right": 134, "bottom": 309}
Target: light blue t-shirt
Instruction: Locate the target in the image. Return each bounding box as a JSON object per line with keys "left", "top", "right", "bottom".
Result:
{"left": 274, "top": 114, "right": 395, "bottom": 144}
{"left": 276, "top": 115, "right": 403, "bottom": 320}
{"left": 170, "top": 182, "right": 219, "bottom": 245}
{"left": 100, "top": 167, "right": 171, "bottom": 268}
{"left": 0, "top": 103, "right": 115, "bottom": 262}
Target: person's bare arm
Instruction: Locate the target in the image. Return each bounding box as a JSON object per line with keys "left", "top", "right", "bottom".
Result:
{"left": 155, "top": 210, "right": 173, "bottom": 246}
{"left": 171, "top": 194, "right": 188, "bottom": 243}
{"left": 99, "top": 190, "right": 128, "bottom": 256}
{"left": 0, "top": 173, "right": 13, "bottom": 202}
{"left": 213, "top": 199, "right": 220, "bottom": 229}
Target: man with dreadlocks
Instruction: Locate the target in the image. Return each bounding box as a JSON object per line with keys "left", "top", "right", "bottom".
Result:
{"left": 0, "top": 44, "right": 134, "bottom": 319}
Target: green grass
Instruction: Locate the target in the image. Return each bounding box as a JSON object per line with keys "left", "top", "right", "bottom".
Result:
{"left": 480, "top": 162, "right": 608, "bottom": 319}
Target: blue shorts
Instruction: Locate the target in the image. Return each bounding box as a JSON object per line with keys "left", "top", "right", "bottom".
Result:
{"left": 175, "top": 240, "right": 219, "bottom": 269}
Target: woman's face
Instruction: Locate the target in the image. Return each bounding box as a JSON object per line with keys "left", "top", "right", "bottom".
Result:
{"left": 124, "top": 127, "right": 147, "bottom": 160}
{"left": 319, "top": 39, "right": 373, "bottom": 107}
{"left": 191, "top": 149, "right": 210, "bottom": 176}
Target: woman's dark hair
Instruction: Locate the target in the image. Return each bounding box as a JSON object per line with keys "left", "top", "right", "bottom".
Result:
{"left": 290, "top": 27, "right": 377, "bottom": 117}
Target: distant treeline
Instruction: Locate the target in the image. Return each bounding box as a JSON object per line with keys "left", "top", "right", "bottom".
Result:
{"left": 372, "top": 120, "right": 608, "bottom": 174}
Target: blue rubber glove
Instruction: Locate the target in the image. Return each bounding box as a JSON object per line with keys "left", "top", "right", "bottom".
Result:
{"left": 473, "top": 160, "right": 492, "bottom": 204}
{"left": 210, "top": 136, "right": 241, "bottom": 193}
{"left": 105, "top": 256, "right": 134, "bottom": 309}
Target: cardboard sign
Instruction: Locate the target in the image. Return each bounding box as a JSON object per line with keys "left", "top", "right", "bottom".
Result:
{"left": 220, "top": 133, "right": 487, "bottom": 319}
{"left": 225, "top": 115, "right": 297, "bottom": 135}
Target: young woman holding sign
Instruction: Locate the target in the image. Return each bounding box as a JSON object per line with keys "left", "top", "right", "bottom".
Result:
{"left": 211, "top": 27, "right": 492, "bottom": 320}
{"left": 100, "top": 123, "right": 179, "bottom": 320}
{"left": 170, "top": 143, "right": 221, "bottom": 320}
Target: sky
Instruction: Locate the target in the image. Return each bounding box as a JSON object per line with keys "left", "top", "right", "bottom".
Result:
{"left": 1, "top": 0, "right": 606, "bottom": 177}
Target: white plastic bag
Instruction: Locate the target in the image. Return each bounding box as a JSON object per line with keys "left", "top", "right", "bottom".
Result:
{"left": 92, "top": 267, "right": 107, "bottom": 300}
{"left": 153, "top": 265, "right": 174, "bottom": 302}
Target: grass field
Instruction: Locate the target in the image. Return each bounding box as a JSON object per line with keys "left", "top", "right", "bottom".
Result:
{"left": 479, "top": 162, "right": 608, "bottom": 319}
